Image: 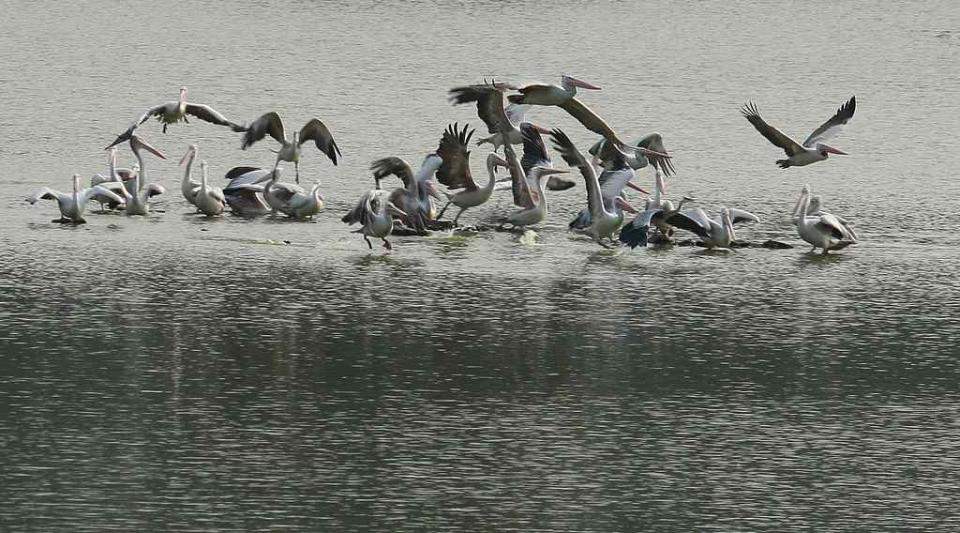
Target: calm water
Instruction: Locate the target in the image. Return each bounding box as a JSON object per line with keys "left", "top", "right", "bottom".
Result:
{"left": 2, "top": 0, "right": 960, "bottom": 530}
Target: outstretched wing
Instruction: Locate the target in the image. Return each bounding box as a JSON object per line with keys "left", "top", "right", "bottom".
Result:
{"left": 558, "top": 97, "right": 624, "bottom": 147}
{"left": 550, "top": 128, "right": 601, "bottom": 217}
{"left": 370, "top": 157, "right": 414, "bottom": 188}
{"left": 448, "top": 82, "right": 515, "bottom": 135}
{"left": 185, "top": 103, "right": 244, "bottom": 131}
{"left": 727, "top": 208, "right": 760, "bottom": 225}
{"left": 142, "top": 183, "right": 166, "bottom": 199}
{"left": 435, "top": 123, "right": 476, "bottom": 191}
{"left": 28, "top": 187, "right": 62, "bottom": 204}
{"left": 520, "top": 122, "right": 550, "bottom": 176}
{"left": 803, "top": 96, "right": 856, "bottom": 147}
{"left": 299, "top": 118, "right": 341, "bottom": 165}
{"left": 342, "top": 190, "right": 374, "bottom": 225}
{"left": 740, "top": 102, "right": 806, "bottom": 156}
{"left": 634, "top": 132, "right": 676, "bottom": 176}
{"left": 667, "top": 208, "right": 712, "bottom": 238}
{"left": 241, "top": 112, "right": 285, "bottom": 149}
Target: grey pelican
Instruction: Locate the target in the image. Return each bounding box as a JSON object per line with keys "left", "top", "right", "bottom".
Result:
{"left": 240, "top": 112, "right": 341, "bottom": 183}
{"left": 448, "top": 80, "right": 549, "bottom": 149}
{"left": 549, "top": 129, "right": 638, "bottom": 246}
{"left": 342, "top": 189, "right": 408, "bottom": 251}
{"left": 740, "top": 96, "right": 856, "bottom": 168}
{"left": 567, "top": 138, "right": 649, "bottom": 231}
{"left": 499, "top": 138, "right": 568, "bottom": 228}
{"left": 589, "top": 132, "right": 676, "bottom": 176}
{"left": 792, "top": 185, "right": 857, "bottom": 253}
{"left": 193, "top": 161, "right": 226, "bottom": 217}
{"left": 179, "top": 144, "right": 201, "bottom": 207}
{"left": 28, "top": 174, "right": 124, "bottom": 223}
{"left": 664, "top": 207, "right": 760, "bottom": 250}
{"left": 370, "top": 154, "right": 444, "bottom": 234}
{"left": 118, "top": 135, "right": 167, "bottom": 216}
{"left": 106, "top": 87, "right": 244, "bottom": 148}
{"left": 244, "top": 168, "right": 324, "bottom": 220}
{"left": 222, "top": 166, "right": 271, "bottom": 218}
{"left": 433, "top": 123, "right": 508, "bottom": 225}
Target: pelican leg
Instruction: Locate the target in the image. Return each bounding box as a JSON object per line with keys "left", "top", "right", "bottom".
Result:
{"left": 162, "top": 123, "right": 168, "bottom": 134}
{"left": 295, "top": 161, "right": 300, "bottom": 184}
{"left": 364, "top": 236, "right": 373, "bottom": 249}
{"left": 382, "top": 238, "right": 392, "bottom": 252}
{"left": 452, "top": 208, "right": 465, "bottom": 226}
{"left": 810, "top": 245, "right": 817, "bottom": 253}
{"left": 436, "top": 200, "right": 451, "bottom": 220}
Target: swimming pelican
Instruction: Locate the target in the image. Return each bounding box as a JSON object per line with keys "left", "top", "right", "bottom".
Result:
{"left": 740, "top": 96, "right": 856, "bottom": 168}
{"left": 806, "top": 193, "right": 858, "bottom": 241}
{"left": 222, "top": 166, "right": 271, "bottom": 218}
{"left": 118, "top": 135, "right": 167, "bottom": 216}
{"left": 342, "top": 189, "right": 408, "bottom": 251}
{"left": 106, "top": 87, "right": 244, "bottom": 148}
{"left": 589, "top": 132, "right": 676, "bottom": 176}
{"left": 567, "top": 139, "right": 649, "bottom": 231}
{"left": 500, "top": 139, "right": 568, "bottom": 229}
{"left": 179, "top": 144, "right": 201, "bottom": 207}
{"left": 448, "top": 80, "right": 549, "bottom": 149}
{"left": 28, "top": 174, "right": 124, "bottom": 223}
{"left": 433, "top": 123, "right": 508, "bottom": 225}
{"left": 240, "top": 112, "right": 341, "bottom": 184}
{"left": 792, "top": 185, "right": 857, "bottom": 253}
{"left": 193, "top": 161, "right": 226, "bottom": 217}
{"left": 244, "top": 167, "right": 324, "bottom": 220}
{"left": 665, "top": 207, "right": 760, "bottom": 250}
{"left": 549, "top": 128, "right": 637, "bottom": 246}
{"left": 370, "top": 154, "right": 444, "bottom": 234}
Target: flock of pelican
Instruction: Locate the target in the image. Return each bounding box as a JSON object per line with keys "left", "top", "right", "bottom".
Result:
{"left": 28, "top": 79, "right": 859, "bottom": 254}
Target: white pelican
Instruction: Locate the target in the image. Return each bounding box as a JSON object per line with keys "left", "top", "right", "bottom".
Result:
{"left": 244, "top": 168, "right": 324, "bottom": 220}
{"left": 448, "top": 80, "right": 549, "bottom": 150}
{"left": 106, "top": 87, "right": 243, "bottom": 148}
{"left": 179, "top": 144, "right": 201, "bottom": 207}
{"left": 194, "top": 161, "right": 226, "bottom": 217}
{"left": 793, "top": 185, "right": 857, "bottom": 253}
{"left": 567, "top": 140, "right": 648, "bottom": 231}
{"left": 740, "top": 96, "right": 856, "bottom": 168}
{"left": 500, "top": 140, "right": 568, "bottom": 228}
{"left": 118, "top": 136, "right": 167, "bottom": 216}
{"left": 90, "top": 148, "right": 137, "bottom": 211}
{"left": 666, "top": 207, "right": 760, "bottom": 250}
{"left": 240, "top": 112, "right": 341, "bottom": 184}
{"left": 589, "top": 132, "right": 676, "bottom": 176}
{"left": 549, "top": 129, "right": 638, "bottom": 246}
{"left": 508, "top": 75, "right": 602, "bottom": 106}
{"left": 222, "top": 166, "right": 271, "bottom": 218}
{"left": 370, "top": 154, "right": 444, "bottom": 233}
{"left": 806, "top": 193, "right": 858, "bottom": 241}
{"left": 28, "top": 174, "right": 124, "bottom": 223}
{"left": 342, "top": 189, "right": 408, "bottom": 251}
{"left": 433, "top": 123, "right": 508, "bottom": 225}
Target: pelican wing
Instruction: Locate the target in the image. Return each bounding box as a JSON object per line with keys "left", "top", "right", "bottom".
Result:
{"left": 549, "top": 128, "right": 601, "bottom": 218}
{"left": 343, "top": 190, "right": 375, "bottom": 225}
{"left": 727, "top": 208, "right": 760, "bottom": 225}
{"left": 185, "top": 103, "right": 244, "bottom": 131}
{"left": 558, "top": 97, "right": 624, "bottom": 147}
{"left": 504, "top": 103, "right": 531, "bottom": 127}
{"left": 241, "top": 112, "right": 285, "bottom": 149}
{"left": 598, "top": 167, "right": 636, "bottom": 208}
{"left": 816, "top": 214, "right": 847, "bottom": 240}
{"left": 134, "top": 103, "right": 169, "bottom": 126}
{"left": 299, "top": 118, "right": 341, "bottom": 165}
{"left": 224, "top": 166, "right": 264, "bottom": 182}
{"left": 519, "top": 123, "right": 550, "bottom": 176}
{"left": 371, "top": 157, "right": 414, "bottom": 188}
{"left": 617, "top": 208, "right": 663, "bottom": 248}
{"left": 82, "top": 185, "right": 123, "bottom": 205}
{"left": 435, "top": 123, "right": 477, "bottom": 191}
{"left": 28, "top": 187, "right": 63, "bottom": 204}
{"left": 209, "top": 187, "right": 226, "bottom": 204}
{"left": 634, "top": 132, "right": 676, "bottom": 176}
{"left": 142, "top": 183, "right": 165, "bottom": 199}
{"left": 803, "top": 96, "right": 856, "bottom": 147}
{"left": 668, "top": 208, "right": 711, "bottom": 238}
{"left": 448, "top": 83, "right": 514, "bottom": 135}
{"left": 503, "top": 142, "right": 533, "bottom": 208}
{"left": 740, "top": 102, "right": 806, "bottom": 156}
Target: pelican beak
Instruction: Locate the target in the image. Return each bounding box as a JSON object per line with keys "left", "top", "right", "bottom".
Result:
{"left": 425, "top": 180, "right": 443, "bottom": 201}
{"left": 635, "top": 146, "right": 670, "bottom": 159}
{"left": 566, "top": 76, "right": 601, "bottom": 90}
{"left": 822, "top": 144, "right": 847, "bottom": 155}
{"left": 387, "top": 203, "right": 407, "bottom": 218}
{"left": 626, "top": 182, "right": 650, "bottom": 195}
{"left": 615, "top": 197, "right": 639, "bottom": 214}
{"left": 179, "top": 145, "right": 196, "bottom": 166}
{"left": 531, "top": 123, "right": 552, "bottom": 134}
{"left": 133, "top": 136, "right": 166, "bottom": 159}
{"left": 538, "top": 168, "right": 569, "bottom": 176}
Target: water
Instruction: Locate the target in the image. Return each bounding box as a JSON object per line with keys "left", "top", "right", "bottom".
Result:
{"left": 2, "top": 0, "right": 960, "bottom": 530}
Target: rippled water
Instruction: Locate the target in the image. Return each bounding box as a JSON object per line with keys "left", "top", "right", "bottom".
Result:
{"left": 2, "top": 0, "right": 960, "bottom": 531}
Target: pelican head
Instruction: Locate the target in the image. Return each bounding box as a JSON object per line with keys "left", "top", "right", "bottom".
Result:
{"left": 179, "top": 86, "right": 187, "bottom": 101}
{"left": 722, "top": 207, "right": 736, "bottom": 242}
{"left": 486, "top": 152, "right": 508, "bottom": 171}
{"left": 614, "top": 196, "right": 638, "bottom": 214}
{"left": 72, "top": 173, "right": 81, "bottom": 192}
{"left": 818, "top": 143, "right": 847, "bottom": 156}
{"left": 179, "top": 144, "right": 199, "bottom": 166}
{"left": 561, "top": 75, "right": 601, "bottom": 91}
{"left": 130, "top": 135, "right": 166, "bottom": 159}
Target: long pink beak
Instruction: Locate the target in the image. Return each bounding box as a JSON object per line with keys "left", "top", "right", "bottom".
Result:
{"left": 615, "top": 197, "right": 639, "bottom": 214}
{"left": 565, "top": 75, "right": 601, "bottom": 90}
{"left": 822, "top": 144, "right": 847, "bottom": 155}
{"left": 626, "top": 182, "right": 650, "bottom": 195}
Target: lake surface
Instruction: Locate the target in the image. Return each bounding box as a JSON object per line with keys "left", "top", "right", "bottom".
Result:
{"left": 2, "top": 1, "right": 959, "bottom": 530}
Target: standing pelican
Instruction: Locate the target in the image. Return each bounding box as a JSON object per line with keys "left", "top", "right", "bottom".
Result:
{"left": 549, "top": 129, "right": 637, "bottom": 246}
{"left": 498, "top": 136, "right": 569, "bottom": 229}
{"left": 222, "top": 166, "right": 271, "bottom": 218}
{"left": 370, "top": 154, "right": 444, "bottom": 234}
{"left": 433, "top": 123, "right": 508, "bottom": 225}
{"left": 448, "top": 80, "right": 549, "bottom": 149}
{"left": 567, "top": 141, "right": 648, "bottom": 231}
{"left": 740, "top": 96, "right": 856, "bottom": 168}
{"left": 240, "top": 112, "right": 341, "bottom": 183}
{"left": 245, "top": 168, "right": 324, "bottom": 220}
{"left": 793, "top": 185, "right": 857, "bottom": 253}
{"left": 806, "top": 193, "right": 858, "bottom": 241}
{"left": 118, "top": 136, "right": 167, "bottom": 216}
{"left": 179, "top": 144, "right": 201, "bottom": 207}
{"left": 193, "top": 161, "right": 226, "bottom": 217}
{"left": 106, "top": 87, "right": 244, "bottom": 148}
{"left": 665, "top": 207, "right": 760, "bottom": 250}
{"left": 342, "top": 189, "right": 408, "bottom": 251}
{"left": 28, "top": 174, "right": 123, "bottom": 223}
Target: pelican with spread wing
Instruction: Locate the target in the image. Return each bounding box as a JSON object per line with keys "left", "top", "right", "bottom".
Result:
{"left": 448, "top": 81, "right": 549, "bottom": 150}
{"left": 106, "top": 87, "right": 243, "bottom": 148}
{"left": 28, "top": 174, "right": 124, "bottom": 223}
{"left": 342, "top": 189, "right": 408, "bottom": 251}
{"left": 370, "top": 154, "right": 444, "bottom": 234}
{"left": 741, "top": 96, "right": 856, "bottom": 168}
{"left": 241, "top": 112, "right": 341, "bottom": 183}
{"left": 433, "top": 123, "right": 508, "bottom": 225}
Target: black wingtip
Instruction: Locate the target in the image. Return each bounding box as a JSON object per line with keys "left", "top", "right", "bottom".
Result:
{"left": 618, "top": 223, "right": 648, "bottom": 249}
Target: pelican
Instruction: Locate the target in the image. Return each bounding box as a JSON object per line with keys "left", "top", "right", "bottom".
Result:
{"left": 193, "top": 161, "right": 226, "bottom": 217}
{"left": 433, "top": 123, "right": 508, "bottom": 225}
{"left": 90, "top": 148, "right": 137, "bottom": 211}
{"left": 117, "top": 135, "right": 166, "bottom": 216}
{"left": 665, "top": 207, "right": 760, "bottom": 250}
{"left": 240, "top": 112, "right": 341, "bottom": 184}
{"left": 567, "top": 139, "right": 649, "bottom": 231}
{"left": 589, "top": 132, "right": 676, "bottom": 176}
{"left": 448, "top": 80, "right": 549, "bottom": 149}
{"left": 793, "top": 185, "right": 857, "bottom": 253}
{"left": 618, "top": 171, "right": 696, "bottom": 248}
{"left": 222, "top": 166, "right": 271, "bottom": 218}
{"left": 179, "top": 144, "right": 201, "bottom": 207}
{"left": 518, "top": 122, "right": 576, "bottom": 192}
{"left": 549, "top": 129, "right": 637, "bottom": 246}
{"left": 370, "top": 154, "right": 444, "bottom": 234}
{"left": 806, "top": 193, "right": 858, "bottom": 241}
{"left": 508, "top": 75, "right": 602, "bottom": 106}
{"left": 28, "top": 174, "right": 124, "bottom": 223}
{"left": 106, "top": 87, "right": 244, "bottom": 148}
{"left": 740, "top": 96, "right": 856, "bottom": 168}
{"left": 244, "top": 168, "right": 324, "bottom": 220}
{"left": 499, "top": 137, "right": 568, "bottom": 229}
{"left": 342, "top": 189, "right": 408, "bottom": 251}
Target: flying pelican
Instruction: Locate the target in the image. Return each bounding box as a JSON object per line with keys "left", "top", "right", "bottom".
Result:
{"left": 664, "top": 207, "right": 760, "bottom": 250}
{"left": 106, "top": 87, "right": 244, "bottom": 149}
{"left": 567, "top": 140, "right": 649, "bottom": 231}
{"left": 499, "top": 137, "right": 568, "bottom": 229}
{"left": 244, "top": 168, "right": 324, "bottom": 220}
{"left": 193, "top": 161, "right": 226, "bottom": 217}
{"left": 240, "top": 112, "right": 341, "bottom": 183}
{"left": 222, "top": 166, "right": 271, "bottom": 218}
{"left": 179, "top": 144, "right": 201, "bottom": 207}
{"left": 618, "top": 171, "right": 696, "bottom": 248}
{"left": 433, "top": 123, "right": 508, "bottom": 225}
{"left": 518, "top": 122, "right": 576, "bottom": 192}
{"left": 117, "top": 135, "right": 167, "bottom": 216}
{"left": 370, "top": 154, "right": 444, "bottom": 234}
{"left": 508, "top": 75, "right": 602, "bottom": 106}
{"left": 740, "top": 96, "right": 856, "bottom": 168}
{"left": 792, "top": 185, "right": 857, "bottom": 253}
{"left": 448, "top": 80, "right": 549, "bottom": 149}
{"left": 342, "top": 189, "right": 408, "bottom": 251}
{"left": 549, "top": 129, "right": 637, "bottom": 246}
{"left": 28, "top": 174, "right": 124, "bottom": 223}
{"left": 589, "top": 132, "right": 676, "bottom": 176}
